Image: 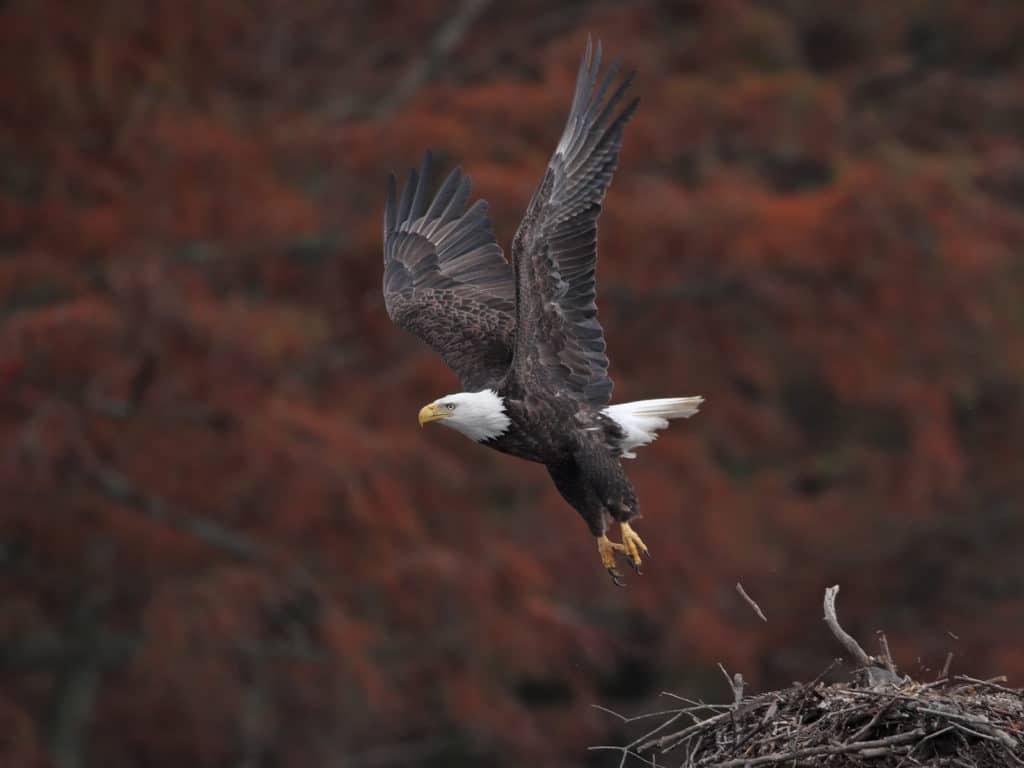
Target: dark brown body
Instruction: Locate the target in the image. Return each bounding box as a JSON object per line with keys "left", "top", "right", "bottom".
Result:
{"left": 482, "top": 383, "right": 639, "bottom": 537}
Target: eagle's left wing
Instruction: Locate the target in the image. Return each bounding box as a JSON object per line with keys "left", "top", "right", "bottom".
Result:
{"left": 509, "top": 38, "right": 638, "bottom": 406}
{"left": 383, "top": 152, "right": 516, "bottom": 391}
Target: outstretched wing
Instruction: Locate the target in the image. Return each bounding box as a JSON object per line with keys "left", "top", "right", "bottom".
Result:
{"left": 510, "top": 38, "right": 638, "bottom": 406}
{"left": 383, "top": 152, "right": 515, "bottom": 391}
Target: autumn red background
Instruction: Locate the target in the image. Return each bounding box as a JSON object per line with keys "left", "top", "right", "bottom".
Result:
{"left": 2, "top": 1, "right": 1023, "bottom": 766}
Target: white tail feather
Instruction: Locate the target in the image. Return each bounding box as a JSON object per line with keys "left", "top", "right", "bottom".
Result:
{"left": 603, "top": 396, "right": 703, "bottom": 458}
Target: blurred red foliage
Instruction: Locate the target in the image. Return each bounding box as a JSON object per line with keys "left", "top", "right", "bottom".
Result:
{"left": 1, "top": 1, "right": 1023, "bottom": 766}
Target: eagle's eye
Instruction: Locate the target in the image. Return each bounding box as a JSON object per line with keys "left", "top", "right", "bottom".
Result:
{"left": 445, "top": 403, "right": 456, "bottom": 411}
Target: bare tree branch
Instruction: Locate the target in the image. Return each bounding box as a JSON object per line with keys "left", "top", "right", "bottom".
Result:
{"left": 823, "top": 584, "right": 873, "bottom": 667}
{"left": 736, "top": 582, "right": 767, "bottom": 622}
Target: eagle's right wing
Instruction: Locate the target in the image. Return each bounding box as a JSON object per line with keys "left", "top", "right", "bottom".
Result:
{"left": 383, "top": 152, "right": 516, "bottom": 391}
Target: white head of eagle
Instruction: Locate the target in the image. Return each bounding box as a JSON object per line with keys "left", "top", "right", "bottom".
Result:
{"left": 418, "top": 390, "right": 511, "bottom": 442}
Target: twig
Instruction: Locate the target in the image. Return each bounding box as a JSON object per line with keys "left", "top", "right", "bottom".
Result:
{"left": 732, "top": 674, "right": 745, "bottom": 707}
{"left": 625, "top": 709, "right": 697, "bottom": 753}
{"left": 586, "top": 745, "right": 656, "bottom": 767}
{"left": 911, "top": 724, "right": 956, "bottom": 753}
{"left": 843, "top": 686, "right": 1021, "bottom": 736}
{"left": 736, "top": 582, "right": 767, "bottom": 622}
{"left": 658, "top": 692, "right": 730, "bottom": 711}
{"left": 592, "top": 704, "right": 629, "bottom": 722}
{"left": 717, "top": 663, "right": 745, "bottom": 708}
{"left": 593, "top": 704, "right": 726, "bottom": 726}
{"left": 952, "top": 724, "right": 1007, "bottom": 743}
{"left": 954, "top": 675, "right": 1022, "bottom": 696}
{"left": 805, "top": 658, "right": 842, "bottom": 688}
{"left": 637, "top": 710, "right": 735, "bottom": 752}
{"left": 732, "top": 699, "right": 780, "bottom": 751}
{"left": 718, "top": 662, "right": 733, "bottom": 692}
{"left": 823, "top": 585, "right": 872, "bottom": 667}
{"left": 718, "top": 662, "right": 745, "bottom": 744}
{"left": 916, "top": 706, "right": 1000, "bottom": 725}
{"left": 1007, "top": 746, "right": 1024, "bottom": 767}
{"left": 859, "top": 744, "right": 911, "bottom": 757}
{"left": 710, "top": 729, "right": 924, "bottom": 767}
{"left": 627, "top": 698, "right": 734, "bottom": 755}
{"left": 938, "top": 652, "right": 954, "bottom": 681}
{"left": 685, "top": 734, "right": 704, "bottom": 768}
{"left": 847, "top": 697, "right": 896, "bottom": 742}
{"left": 877, "top": 631, "right": 897, "bottom": 674}
{"left": 950, "top": 720, "right": 1023, "bottom": 757}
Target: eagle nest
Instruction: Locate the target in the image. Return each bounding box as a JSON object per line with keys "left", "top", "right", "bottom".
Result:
{"left": 598, "top": 587, "right": 1024, "bottom": 767}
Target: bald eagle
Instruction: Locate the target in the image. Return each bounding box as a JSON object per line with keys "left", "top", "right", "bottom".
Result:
{"left": 382, "top": 39, "right": 702, "bottom": 585}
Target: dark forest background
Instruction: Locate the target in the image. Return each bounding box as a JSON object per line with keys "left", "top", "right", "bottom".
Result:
{"left": 1, "top": 1, "right": 1023, "bottom": 766}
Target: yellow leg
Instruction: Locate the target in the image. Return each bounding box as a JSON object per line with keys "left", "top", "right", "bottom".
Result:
{"left": 597, "top": 535, "right": 627, "bottom": 587}
{"left": 619, "top": 521, "right": 649, "bottom": 574}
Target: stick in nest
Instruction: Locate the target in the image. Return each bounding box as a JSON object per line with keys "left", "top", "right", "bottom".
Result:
{"left": 877, "top": 631, "right": 897, "bottom": 674}
{"left": 939, "top": 651, "right": 954, "bottom": 681}
{"left": 718, "top": 663, "right": 745, "bottom": 708}
{"left": 954, "top": 675, "right": 1024, "bottom": 696}
{"left": 711, "top": 729, "right": 925, "bottom": 767}
{"left": 823, "top": 584, "right": 873, "bottom": 667}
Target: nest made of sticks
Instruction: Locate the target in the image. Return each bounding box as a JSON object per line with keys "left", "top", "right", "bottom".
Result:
{"left": 596, "top": 587, "right": 1024, "bottom": 767}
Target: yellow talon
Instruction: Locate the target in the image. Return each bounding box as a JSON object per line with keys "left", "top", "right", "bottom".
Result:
{"left": 597, "top": 535, "right": 627, "bottom": 587}
{"left": 597, "top": 535, "right": 624, "bottom": 569}
{"left": 619, "top": 521, "right": 649, "bottom": 574}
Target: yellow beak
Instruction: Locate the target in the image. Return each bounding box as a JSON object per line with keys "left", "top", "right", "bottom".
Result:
{"left": 418, "top": 403, "right": 450, "bottom": 427}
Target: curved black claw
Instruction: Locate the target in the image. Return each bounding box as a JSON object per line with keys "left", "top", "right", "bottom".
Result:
{"left": 619, "top": 522, "right": 649, "bottom": 576}
{"left": 608, "top": 567, "right": 627, "bottom": 588}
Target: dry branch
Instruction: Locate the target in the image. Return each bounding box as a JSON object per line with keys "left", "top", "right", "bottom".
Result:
{"left": 939, "top": 651, "right": 955, "bottom": 680}
{"left": 823, "top": 584, "right": 872, "bottom": 667}
{"left": 736, "top": 582, "right": 768, "bottom": 622}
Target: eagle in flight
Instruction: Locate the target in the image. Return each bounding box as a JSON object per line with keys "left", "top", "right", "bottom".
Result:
{"left": 382, "top": 39, "right": 702, "bottom": 585}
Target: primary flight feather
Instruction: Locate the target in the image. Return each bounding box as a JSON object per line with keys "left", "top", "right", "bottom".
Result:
{"left": 383, "top": 38, "right": 703, "bottom": 585}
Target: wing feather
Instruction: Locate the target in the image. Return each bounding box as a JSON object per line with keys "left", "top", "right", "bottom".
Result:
{"left": 510, "top": 37, "right": 638, "bottom": 405}
{"left": 383, "top": 152, "right": 515, "bottom": 391}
